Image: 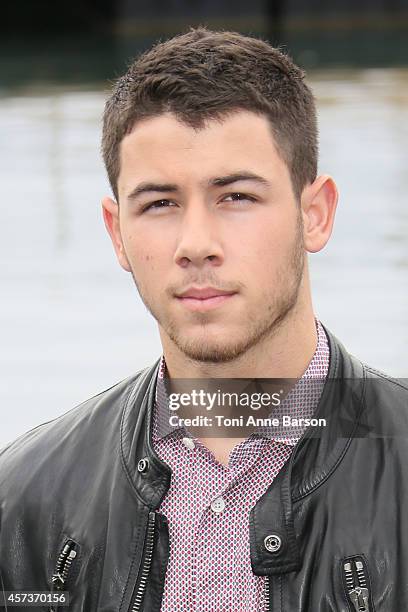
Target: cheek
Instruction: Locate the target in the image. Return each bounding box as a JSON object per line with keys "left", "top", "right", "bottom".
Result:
{"left": 233, "top": 222, "right": 288, "bottom": 262}
{"left": 123, "top": 230, "right": 157, "bottom": 262}
{"left": 133, "top": 250, "right": 156, "bottom": 271}
{"left": 125, "top": 237, "right": 170, "bottom": 281}
{"left": 229, "top": 220, "right": 298, "bottom": 289}
{"left": 257, "top": 210, "right": 299, "bottom": 250}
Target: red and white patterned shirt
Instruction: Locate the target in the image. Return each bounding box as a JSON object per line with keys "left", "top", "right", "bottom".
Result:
{"left": 152, "top": 319, "right": 329, "bottom": 611}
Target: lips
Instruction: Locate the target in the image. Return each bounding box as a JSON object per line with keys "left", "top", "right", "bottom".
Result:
{"left": 175, "top": 286, "right": 237, "bottom": 311}
{"left": 177, "top": 287, "right": 236, "bottom": 300}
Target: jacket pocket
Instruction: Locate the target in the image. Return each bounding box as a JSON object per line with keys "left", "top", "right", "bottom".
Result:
{"left": 49, "top": 537, "right": 80, "bottom": 611}
{"left": 341, "top": 555, "right": 375, "bottom": 612}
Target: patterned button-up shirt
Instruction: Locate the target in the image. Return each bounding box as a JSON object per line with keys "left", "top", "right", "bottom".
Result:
{"left": 152, "top": 319, "right": 330, "bottom": 611}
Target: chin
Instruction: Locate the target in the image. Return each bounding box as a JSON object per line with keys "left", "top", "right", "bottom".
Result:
{"left": 173, "top": 332, "right": 250, "bottom": 364}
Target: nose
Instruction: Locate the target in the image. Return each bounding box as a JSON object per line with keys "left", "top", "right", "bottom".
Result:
{"left": 173, "top": 203, "right": 224, "bottom": 269}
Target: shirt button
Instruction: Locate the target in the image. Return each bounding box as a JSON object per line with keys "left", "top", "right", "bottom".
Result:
{"left": 182, "top": 436, "right": 195, "bottom": 450}
{"left": 264, "top": 534, "right": 282, "bottom": 553}
{"left": 210, "top": 496, "right": 225, "bottom": 514}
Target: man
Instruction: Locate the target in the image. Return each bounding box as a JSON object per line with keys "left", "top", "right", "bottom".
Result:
{"left": 0, "top": 27, "right": 407, "bottom": 612}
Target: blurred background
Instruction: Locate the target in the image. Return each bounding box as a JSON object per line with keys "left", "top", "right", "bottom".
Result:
{"left": 1, "top": 1, "right": 407, "bottom": 447}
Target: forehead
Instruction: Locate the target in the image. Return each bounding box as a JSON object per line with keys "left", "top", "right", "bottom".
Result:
{"left": 118, "top": 110, "right": 289, "bottom": 186}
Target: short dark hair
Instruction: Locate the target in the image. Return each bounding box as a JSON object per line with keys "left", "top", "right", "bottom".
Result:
{"left": 102, "top": 27, "right": 318, "bottom": 202}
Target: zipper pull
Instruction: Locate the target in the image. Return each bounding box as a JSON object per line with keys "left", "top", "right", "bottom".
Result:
{"left": 342, "top": 558, "right": 371, "bottom": 612}
{"left": 51, "top": 573, "right": 65, "bottom": 590}
{"left": 348, "top": 586, "right": 369, "bottom": 612}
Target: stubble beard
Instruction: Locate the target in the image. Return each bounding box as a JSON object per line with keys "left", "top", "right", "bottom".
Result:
{"left": 130, "top": 214, "right": 305, "bottom": 364}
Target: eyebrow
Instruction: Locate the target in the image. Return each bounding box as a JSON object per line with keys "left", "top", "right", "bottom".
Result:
{"left": 127, "top": 182, "right": 177, "bottom": 201}
{"left": 126, "top": 171, "right": 271, "bottom": 201}
{"left": 210, "top": 172, "right": 270, "bottom": 188}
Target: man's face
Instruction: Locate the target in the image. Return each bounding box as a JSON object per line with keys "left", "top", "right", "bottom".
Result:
{"left": 112, "top": 110, "right": 306, "bottom": 363}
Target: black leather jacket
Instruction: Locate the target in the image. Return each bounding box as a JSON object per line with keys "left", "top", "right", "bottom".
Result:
{"left": 0, "top": 326, "right": 407, "bottom": 611}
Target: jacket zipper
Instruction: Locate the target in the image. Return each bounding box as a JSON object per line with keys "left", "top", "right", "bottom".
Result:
{"left": 51, "top": 539, "right": 78, "bottom": 590}
{"left": 264, "top": 576, "right": 271, "bottom": 611}
{"left": 50, "top": 539, "right": 78, "bottom": 611}
{"left": 129, "top": 511, "right": 157, "bottom": 612}
{"left": 342, "top": 556, "right": 371, "bottom": 612}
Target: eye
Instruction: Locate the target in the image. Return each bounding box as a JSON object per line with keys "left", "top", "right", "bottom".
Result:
{"left": 222, "top": 193, "right": 257, "bottom": 204}
{"left": 142, "top": 199, "right": 176, "bottom": 212}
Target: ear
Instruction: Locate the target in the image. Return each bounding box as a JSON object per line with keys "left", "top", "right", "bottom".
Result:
{"left": 301, "top": 175, "right": 338, "bottom": 253}
{"left": 101, "top": 196, "right": 131, "bottom": 272}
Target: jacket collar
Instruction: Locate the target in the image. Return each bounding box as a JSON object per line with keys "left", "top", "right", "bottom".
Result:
{"left": 120, "top": 358, "right": 172, "bottom": 509}
{"left": 249, "top": 325, "right": 367, "bottom": 575}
